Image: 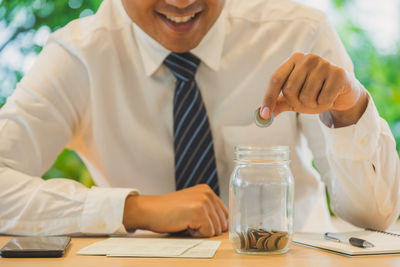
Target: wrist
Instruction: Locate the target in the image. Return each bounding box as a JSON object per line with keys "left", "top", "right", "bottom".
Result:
{"left": 123, "top": 195, "right": 149, "bottom": 231}
{"left": 330, "top": 89, "right": 369, "bottom": 128}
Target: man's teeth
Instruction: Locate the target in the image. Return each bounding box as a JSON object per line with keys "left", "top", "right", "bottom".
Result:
{"left": 166, "top": 14, "right": 196, "bottom": 23}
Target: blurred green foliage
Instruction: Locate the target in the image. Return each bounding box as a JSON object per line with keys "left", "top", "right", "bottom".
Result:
{"left": 336, "top": 15, "right": 400, "bottom": 152}
{"left": 42, "top": 149, "right": 95, "bottom": 187}
{"left": 0, "top": 0, "right": 399, "bottom": 189}
{"left": 0, "top": 0, "right": 102, "bottom": 187}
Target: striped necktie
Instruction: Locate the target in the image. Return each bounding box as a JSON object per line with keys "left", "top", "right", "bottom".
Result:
{"left": 164, "top": 52, "right": 220, "bottom": 195}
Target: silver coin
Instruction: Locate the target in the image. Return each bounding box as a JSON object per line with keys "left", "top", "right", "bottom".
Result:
{"left": 254, "top": 107, "right": 274, "bottom": 128}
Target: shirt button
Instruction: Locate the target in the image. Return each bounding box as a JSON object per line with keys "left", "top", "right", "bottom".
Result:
{"left": 360, "top": 137, "right": 368, "bottom": 146}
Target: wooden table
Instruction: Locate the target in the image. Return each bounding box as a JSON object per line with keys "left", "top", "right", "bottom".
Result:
{"left": 1, "top": 232, "right": 399, "bottom": 267}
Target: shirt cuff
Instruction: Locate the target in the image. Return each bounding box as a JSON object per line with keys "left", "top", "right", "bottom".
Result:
{"left": 318, "top": 94, "right": 381, "bottom": 160}
{"left": 80, "top": 186, "right": 138, "bottom": 235}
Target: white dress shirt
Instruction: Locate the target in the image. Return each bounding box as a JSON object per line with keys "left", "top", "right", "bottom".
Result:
{"left": 0, "top": 0, "right": 399, "bottom": 235}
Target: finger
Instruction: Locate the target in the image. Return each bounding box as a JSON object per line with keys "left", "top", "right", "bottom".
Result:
{"left": 192, "top": 207, "right": 215, "bottom": 237}
{"left": 194, "top": 184, "right": 222, "bottom": 235}
{"left": 206, "top": 200, "right": 222, "bottom": 236}
{"left": 281, "top": 64, "right": 308, "bottom": 110}
{"left": 195, "top": 210, "right": 215, "bottom": 237}
{"left": 216, "top": 196, "right": 228, "bottom": 218}
{"left": 272, "top": 95, "right": 293, "bottom": 117}
{"left": 298, "top": 69, "right": 327, "bottom": 109}
{"left": 214, "top": 196, "right": 228, "bottom": 231}
{"left": 261, "top": 57, "right": 297, "bottom": 118}
{"left": 188, "top": 228, "right": 202, "bottom": 238}
{"left": 317, "top": 70, "right": 343, "bottom": 111}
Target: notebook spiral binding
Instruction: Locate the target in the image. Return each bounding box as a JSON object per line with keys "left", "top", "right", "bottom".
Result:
{"left": 365, "top": 228, "right": 400, "bottom": 237}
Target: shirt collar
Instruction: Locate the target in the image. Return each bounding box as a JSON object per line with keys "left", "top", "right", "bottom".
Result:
{"left": 133, "top": 10, "right": 226, "bottom": 76}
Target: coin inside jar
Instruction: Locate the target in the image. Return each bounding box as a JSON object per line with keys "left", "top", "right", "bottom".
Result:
{"left": 236, "top": 228, "right": 289, "bottom": 252}
{"left": 254, "top": 107, "right": 274, "bottom": 128}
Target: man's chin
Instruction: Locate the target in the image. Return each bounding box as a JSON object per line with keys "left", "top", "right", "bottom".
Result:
{"left": 168, "top": 46, "right": 198, "bottom": 53}
{"left": 159, "top": 38, "right": 202, "bottom": 53}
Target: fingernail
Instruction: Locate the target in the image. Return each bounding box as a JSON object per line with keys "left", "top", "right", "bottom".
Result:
{"left": 260, "top": 106, "right": 270, "bottom": 119}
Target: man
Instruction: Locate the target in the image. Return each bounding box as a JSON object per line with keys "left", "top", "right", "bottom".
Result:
{"left": 0, "top": 0, "right": 399, "bottom": 237}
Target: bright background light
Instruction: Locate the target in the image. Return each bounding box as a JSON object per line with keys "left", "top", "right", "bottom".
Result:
{"left": 297, "top": 0, "right": 400, "bottom": 53}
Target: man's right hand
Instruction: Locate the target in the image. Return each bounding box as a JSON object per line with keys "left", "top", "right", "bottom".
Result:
{"left": 122, "top": 184, "right": 228, "bottom": 237}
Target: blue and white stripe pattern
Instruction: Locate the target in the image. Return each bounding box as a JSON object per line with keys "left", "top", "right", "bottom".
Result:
{"left": 164, "top": 52, "right": 220, "bottom": 195}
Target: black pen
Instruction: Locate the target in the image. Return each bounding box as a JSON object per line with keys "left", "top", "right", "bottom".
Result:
{"left": 324, "top": 232, "right": 375, "bottom": 248}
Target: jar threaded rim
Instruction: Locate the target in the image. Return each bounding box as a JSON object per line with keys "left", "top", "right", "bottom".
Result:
{"left": 234, "top": 145, "right": 290, "bottom": 162}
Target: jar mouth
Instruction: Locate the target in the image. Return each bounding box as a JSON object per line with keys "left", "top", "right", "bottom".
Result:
{"left": 234, "top": 145, "right": 290, "bottom": 162}
{"left": 235, "top": 145, "right": 289, "bottom": 152}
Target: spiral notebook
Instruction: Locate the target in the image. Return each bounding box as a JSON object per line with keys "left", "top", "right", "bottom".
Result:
{"left": 293, "top": 229, "right": 400, "bottom": 257}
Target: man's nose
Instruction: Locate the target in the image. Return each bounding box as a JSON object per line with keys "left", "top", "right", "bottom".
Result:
{"left": 165, "top": 0, "right": 197, "bottom": 9}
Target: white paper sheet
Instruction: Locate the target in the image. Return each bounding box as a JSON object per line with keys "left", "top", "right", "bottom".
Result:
{"left": 176, "top": 240, "right": 221, "bottom": 258}
{"left": 77, "top": 238, "right": 221, "bottom": 258}
{"left": 109, "top": 240, "right": 221, "bottom": 258}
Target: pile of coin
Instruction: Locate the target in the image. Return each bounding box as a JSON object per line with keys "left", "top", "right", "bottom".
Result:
{"left": 237, "top": 228, "right": 289, "bottom": 252}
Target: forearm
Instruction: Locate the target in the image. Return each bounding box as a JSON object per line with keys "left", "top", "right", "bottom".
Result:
{"left": 303, "top": 93, "right": 400, "bottom": 230}
{"left": 0, "top": 166, "right": 135, "bottom": 235}
{"left": 323, "top": 99, "right": 400, "bottom": 229}
{"left": 0, "top": 167, "right": 85, "bottom": 235}
{"left": 327, "top": 136, "right": 400, "bottom": 230}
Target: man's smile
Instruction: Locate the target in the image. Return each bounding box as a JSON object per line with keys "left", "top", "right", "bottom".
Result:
{"left": 165, "top": 14, "right": 196, "bottom": 23}
{"left": 156, "top": 11, "right": 203, "bottom": 33}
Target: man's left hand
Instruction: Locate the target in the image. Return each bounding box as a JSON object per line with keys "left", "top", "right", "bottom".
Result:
{"left": 260, "top": 52, "right": 369, "bottom": 127}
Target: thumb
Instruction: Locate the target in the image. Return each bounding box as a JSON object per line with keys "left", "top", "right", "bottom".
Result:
{"left": 272, "top": 95, "right": 293, "bottom": 117}
{"left": 261, "top": 59, "right": 295, "bottom": 119}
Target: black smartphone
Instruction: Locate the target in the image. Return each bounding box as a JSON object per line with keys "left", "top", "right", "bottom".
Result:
{"left": 0, "top": 236, "right": 71, "bottom": 258}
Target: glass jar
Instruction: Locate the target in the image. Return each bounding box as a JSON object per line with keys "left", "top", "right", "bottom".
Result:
{"left": 229, "top": 146, "right": 294, "bottom": 255}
